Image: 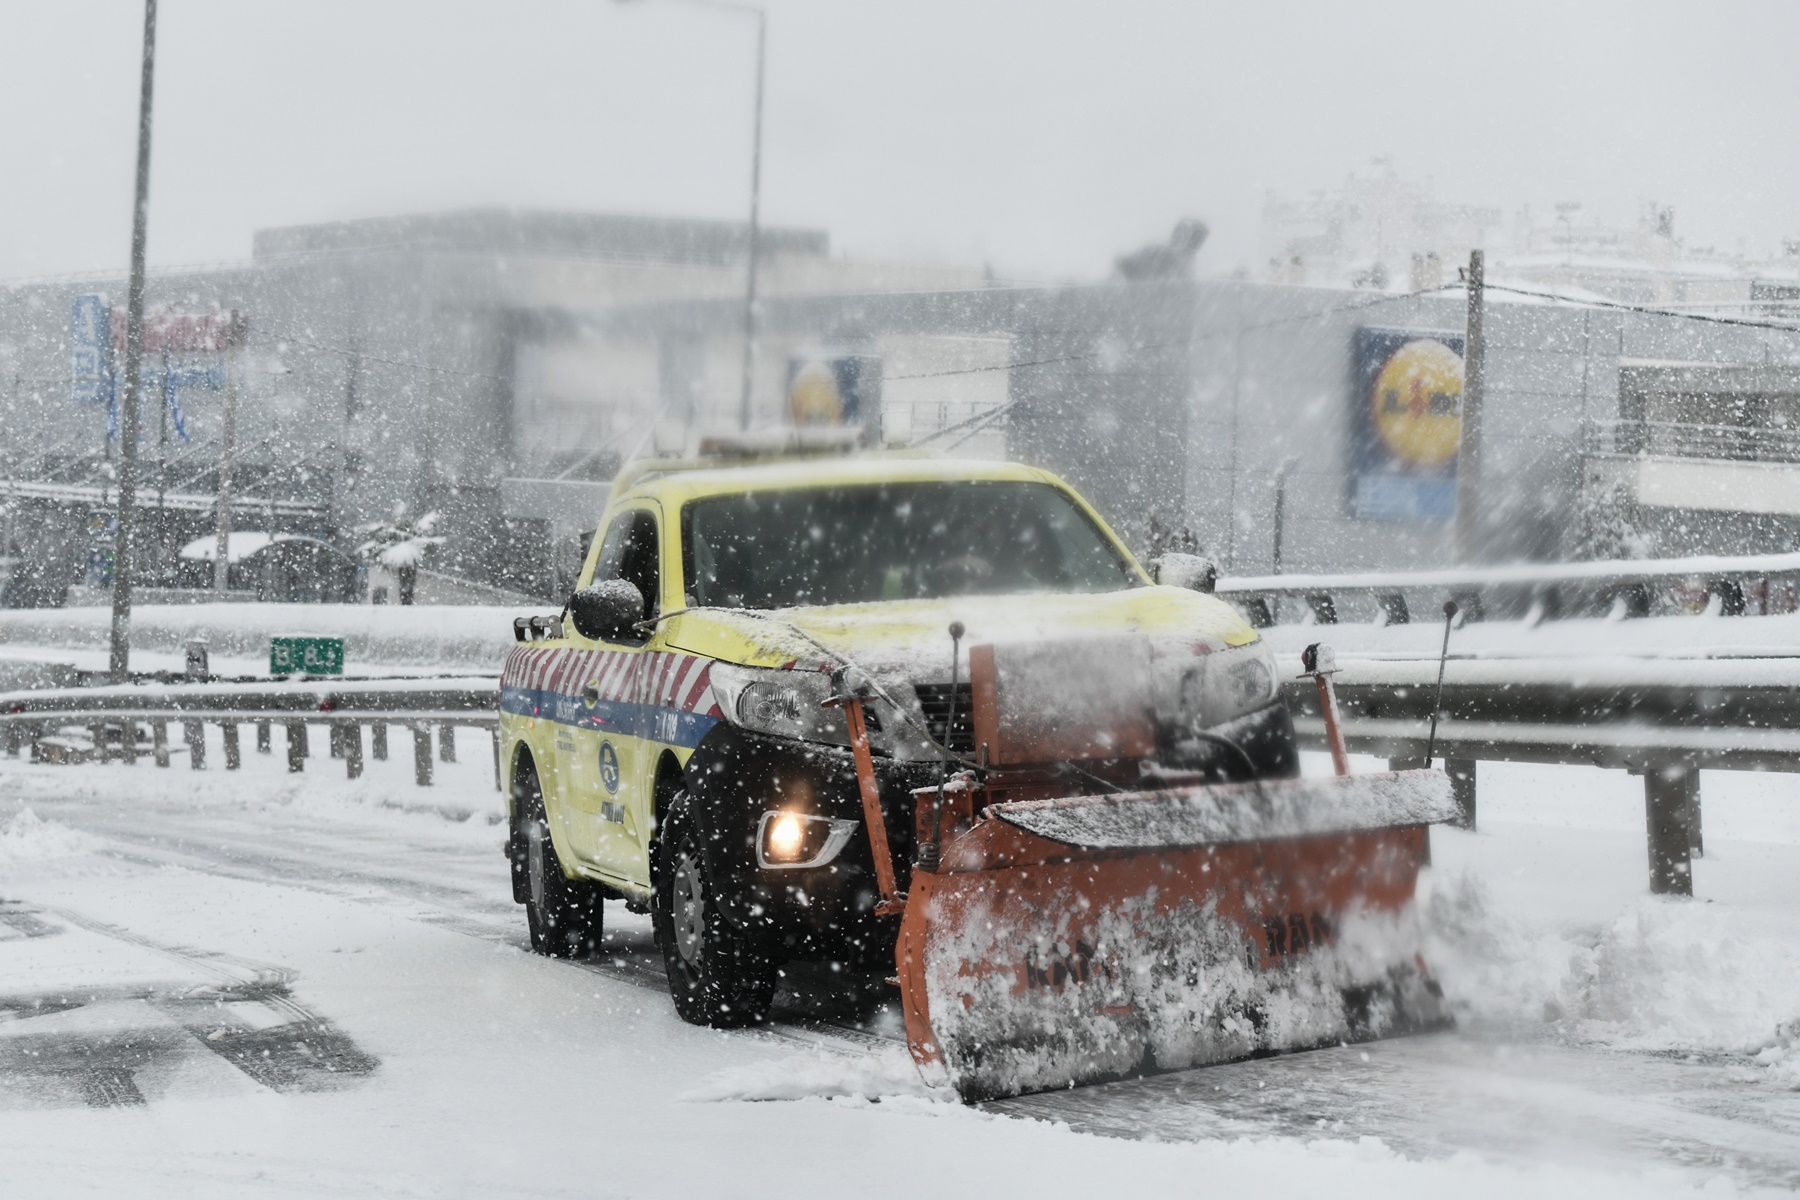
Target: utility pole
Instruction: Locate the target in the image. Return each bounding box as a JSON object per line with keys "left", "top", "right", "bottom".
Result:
{"left": 109, "top": 0, "right": 158, "bottom": 681}
{"left": 1223, "top": 314, "right": 1244, "bottom": 570}
{"left": 737, "top": 7, "right": 766, "bottom": 431}
{"left": 1272, "top": 455, "right": 1298, "bottom": 575}
{"left": 1455, "top": 249, "right": 1486, "bottom": 565}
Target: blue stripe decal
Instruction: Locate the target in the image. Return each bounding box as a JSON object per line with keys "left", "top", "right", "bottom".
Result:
{"left": 501, "top": 686, "right": 721, "bottom": 750}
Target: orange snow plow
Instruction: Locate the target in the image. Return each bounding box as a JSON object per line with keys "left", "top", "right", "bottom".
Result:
{"left": 834, "top": 637, "right": 1459, "bottom": 1102}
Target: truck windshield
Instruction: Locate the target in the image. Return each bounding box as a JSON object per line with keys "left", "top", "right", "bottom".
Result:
{"left": 680, "top": 481, "right": 1140, "bottom": 609}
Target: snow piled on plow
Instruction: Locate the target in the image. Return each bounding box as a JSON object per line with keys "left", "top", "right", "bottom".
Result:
{"left": 925, "top": 890, "right": 1445, "bottom": 1101}
{"left": 996, "top": 770, "right": 1459, "bottom": 849}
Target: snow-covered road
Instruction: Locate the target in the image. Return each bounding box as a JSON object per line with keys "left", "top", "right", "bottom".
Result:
{"left": 2, "top": 730, "right": 1799, "bottom": 1197}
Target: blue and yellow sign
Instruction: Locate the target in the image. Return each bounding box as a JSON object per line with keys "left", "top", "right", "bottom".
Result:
{"left": 598, "top": 741, "right": 620, "bottom": 794}
{"left": 1350, "top": 328, "right": 1465, "bottom": 520}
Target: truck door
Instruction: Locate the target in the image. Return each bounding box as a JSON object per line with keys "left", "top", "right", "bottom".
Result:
{"left": 564, "top": 504, "right": 662, "bottom": 883}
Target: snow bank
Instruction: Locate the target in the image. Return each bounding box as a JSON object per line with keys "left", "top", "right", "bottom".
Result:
{"left": 1422, "top": 866, "right": 1800, "bottom": 1088}
{"left": 1563, "top": 899, "right": 1800, "bottom": 1057}
{"left": 0, "top": 807, "right": 95, "bottom": 861}
{"left": 0, "top": 603, "right": 542, "bottom": 672}
{"left": 681, "top": 1045, "right": 947, "bottom": 1103}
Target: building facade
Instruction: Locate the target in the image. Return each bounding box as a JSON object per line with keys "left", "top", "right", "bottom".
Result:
{"left": 5, "top": 207, "right": 1800, "bottom": 609}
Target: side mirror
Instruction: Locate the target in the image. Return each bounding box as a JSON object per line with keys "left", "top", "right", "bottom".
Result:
{"left": 567, "top": 580, "right": 646, "bottom": 642}
{"left": 1151, "top": 552, "right": 1218, "bottom": 594}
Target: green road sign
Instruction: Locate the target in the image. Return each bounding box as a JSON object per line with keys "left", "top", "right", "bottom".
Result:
{"left": 270, "top": 636, "right": 344, "bottom": 676}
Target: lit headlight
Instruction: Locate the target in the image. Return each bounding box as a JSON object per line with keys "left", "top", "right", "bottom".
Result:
{"left": 710, "top": 664, "right": 851, "bottom": 746}
{"left": 1176, "top": 645, "right": 1280, "bottom": 729}
{"left": 756, "top": 810, "right": 860, "bottom": 869}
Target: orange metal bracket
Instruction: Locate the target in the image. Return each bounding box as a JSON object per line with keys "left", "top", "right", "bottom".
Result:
{"left": 842, "top": 695, "right": 906, "bottom": 916}
{"left": 1315, "top": 672, "right": 1350, "bottom": 777}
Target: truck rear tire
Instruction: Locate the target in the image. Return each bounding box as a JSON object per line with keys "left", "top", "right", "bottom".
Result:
{"left": 515, "top": 758, "right": 603, "bottom": 959}
{"left": 653, "top": 792, "right": 777, "bottom": 1027}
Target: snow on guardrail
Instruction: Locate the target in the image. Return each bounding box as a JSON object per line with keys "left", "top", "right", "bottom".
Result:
{"left": 0, "top": 603, "right": 548, "bottom": 672}
{"left": 1218, "top": 550, "right": 1800, "bottom": 597}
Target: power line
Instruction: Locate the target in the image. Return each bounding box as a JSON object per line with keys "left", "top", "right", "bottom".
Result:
{"left": 1479, "top": 282, "right": 1800, "bottom": 335}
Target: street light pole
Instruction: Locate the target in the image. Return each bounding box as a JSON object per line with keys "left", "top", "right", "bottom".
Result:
{"left": 616, "top": 0, "right": 766, "bottom": 430}
{"left": 110, "top": 0, "right": 158, "bottom": 681}
{"left": 738, "top": 6, "right": 765, "bottom": 431}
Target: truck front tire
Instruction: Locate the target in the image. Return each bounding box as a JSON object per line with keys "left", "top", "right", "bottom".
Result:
{"left": 653, "top": 792, "right": 778, "bottom": 1027}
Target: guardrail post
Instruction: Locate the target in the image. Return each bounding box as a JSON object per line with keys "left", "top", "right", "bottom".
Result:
{"left": 89, "top": 722, "right": 108, "bottom": 763}
{"left": 4, "top": 723, "right": 18, "bottom": 758}
{"left": 1241, "top": 598, "right": 1273, "bottom": 629}
{"left": 1684, "top": 768, "right": 1703, "bottom": 857}
{"left": 256, "top": 721, "right": 271, "bottom": 754}
{"left": 413, "top": 726, "right": 434, "bottom": 787}
{"left": 221, "top": 722, "right": 241, "bottom": 770}
{"left": 345, "top": 723, "right": 364, "bottom": 780}
{"left": 121, "top": 720, "right": 140, "bottom": 766}
{"left": 491, "top": 727, "right": 502, "bottom": 792}
{"left": 152, "top": 721, "right": 170, "bottom": 768}
{"left": 1376, "top": 593, "right": 1409, "bottom": 625}
{"left": 329, "top": 726, "right": 346, "bottom": 759}
{"left": 372, "top": 722, "right": 389, "bottom": 761}
{"left": 184, "top": 720, "right": 205, "bottom": 770}
{"left": 1644, "top": 765, "right": 1695, "bottom": 897}
{"left": 286, "top": 721, "right": 307, "bottom": 773}
{"left": 438, "top": 724, "right": 456, "bottom": 764}
{"left": 1447, "top": 759, "right": 1477, "bottom": 830}
{"left": 1306, "top": 593, "right": 1338, "bottom": 624}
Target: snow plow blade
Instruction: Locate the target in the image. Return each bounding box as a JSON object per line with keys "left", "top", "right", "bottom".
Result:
{"left": 895, "top": 770, "right": 1459, "bottom": 1101}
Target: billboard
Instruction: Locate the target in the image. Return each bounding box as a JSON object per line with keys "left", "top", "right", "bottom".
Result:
{"left": 1350, "top": 327, "right": 1465, "bottom": 521}
{"left": 109, "top": 304, "right": 244, "bottom": 353}
{"left": 70, "top": 294, "right": 110, "bottom": 404}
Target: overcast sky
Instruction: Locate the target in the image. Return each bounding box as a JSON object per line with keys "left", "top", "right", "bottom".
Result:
{"left": 1, "top": 0, "right": 1796, "bottom": 284}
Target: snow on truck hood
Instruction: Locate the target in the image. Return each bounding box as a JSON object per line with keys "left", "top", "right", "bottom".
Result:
{"left": 661, "top": 585, "right": 1260, "bottom": 675}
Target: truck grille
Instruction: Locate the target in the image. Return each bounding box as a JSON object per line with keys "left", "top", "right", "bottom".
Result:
{"left": 914, "top": 682, "right": 975, "bottom": 754}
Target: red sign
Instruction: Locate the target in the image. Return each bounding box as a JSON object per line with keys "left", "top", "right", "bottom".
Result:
{"left": 110, "top": 305, "right": 247, "bottom": 353}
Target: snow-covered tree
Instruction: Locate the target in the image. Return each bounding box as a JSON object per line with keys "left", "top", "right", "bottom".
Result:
{"left": 355, "top": 511, "right": 445, "bottom": 605}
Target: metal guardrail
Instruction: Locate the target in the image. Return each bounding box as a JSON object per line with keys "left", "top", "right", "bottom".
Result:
{"left": 1219, "top": 550, "right": 1800, "bottom": 625}
{"left": 1279, "top": 653, "right": 1800, "bottom": 897}
{"left": 0, "top": 674, "right": 499, "bottom": 788}
{"left": 1281, "top": 655, "right": 1800, "bottom": 773}
{"left": 3, "top": 653, "right": 1774, "bottom": 898}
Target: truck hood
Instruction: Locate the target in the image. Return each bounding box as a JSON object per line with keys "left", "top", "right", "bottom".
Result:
{"left": 660, "top": 586, "right": 1259, "bottom": 678}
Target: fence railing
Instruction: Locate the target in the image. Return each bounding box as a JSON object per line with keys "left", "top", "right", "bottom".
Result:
{"left": 0, "top": 674, "right": 499, "bottom": 788}
{"left": 1583, "top": 417, "right": 1800, "bottom": 463}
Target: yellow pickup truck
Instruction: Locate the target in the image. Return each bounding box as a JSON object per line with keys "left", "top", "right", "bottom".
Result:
{"left": 499, "top": 447, "right": 1291, "bottom": 1027}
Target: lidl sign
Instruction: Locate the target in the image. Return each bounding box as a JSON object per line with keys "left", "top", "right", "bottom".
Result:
{"left": 270, "top": 636, "right": 345, "bottom": 676}
{"left": 1350, "top": 327, "right": 1465, "bottom": 522}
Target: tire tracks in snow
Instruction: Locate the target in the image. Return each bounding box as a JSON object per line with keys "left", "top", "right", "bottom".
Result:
{"left": 18, "top": 794, "right": 899, "bottom": 1066}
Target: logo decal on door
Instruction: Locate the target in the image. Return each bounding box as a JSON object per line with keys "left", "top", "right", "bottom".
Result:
{"left": 599, "top": 741, "right": 621, "bottom": 794}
